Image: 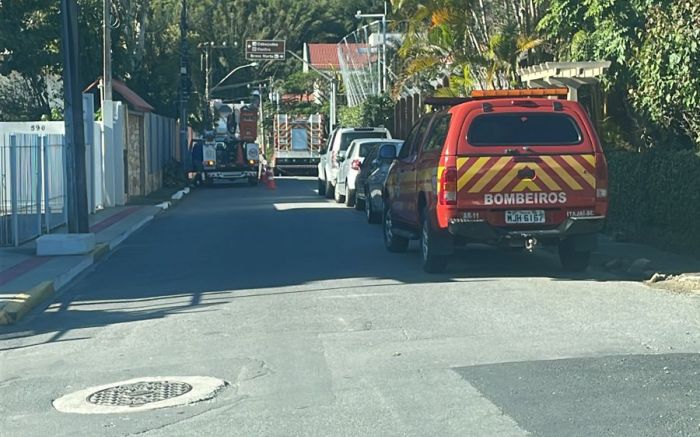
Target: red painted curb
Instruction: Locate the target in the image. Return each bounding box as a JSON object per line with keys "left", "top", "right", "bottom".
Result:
{"left": 89, "top": 206, "right": 142, "bottom": 233}
{"left": 0, "top": 256, "right": 54, "bottom": 287}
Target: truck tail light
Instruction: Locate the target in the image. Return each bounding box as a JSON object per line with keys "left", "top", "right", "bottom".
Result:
{"left": 351, "top": 159, "right": 361, "bottom": 171}
{"left": 331, "top": 151, "right": 338, "bottom": 168}
{"left": 438, "top": 167, "right": 458, "bottom": 206}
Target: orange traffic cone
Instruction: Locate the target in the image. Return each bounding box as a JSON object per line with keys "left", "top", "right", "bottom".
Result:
{"left": 265, "top": 168, "right": 276, "bottom": 190}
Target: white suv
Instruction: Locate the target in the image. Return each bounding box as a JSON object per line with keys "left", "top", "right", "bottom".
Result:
{"left": 317, "top": 127, "right": 391, "bottom": 199}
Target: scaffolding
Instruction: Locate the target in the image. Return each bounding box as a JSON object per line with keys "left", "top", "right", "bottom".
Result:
{"left": 337, "top": 20, "right": 403, "bottom": 107}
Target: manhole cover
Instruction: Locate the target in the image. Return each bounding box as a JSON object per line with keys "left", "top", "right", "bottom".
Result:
{"left": 53, "top": 376, "right": 227, "bottom": 414}
{"left": 87, "top": 380, "right": 193, "bottom": 407}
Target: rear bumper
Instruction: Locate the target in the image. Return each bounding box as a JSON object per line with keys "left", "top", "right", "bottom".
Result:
{"left": 275, "top": 157, "right": 320, "bottom": 170}
{"left": 204, "top": 169, "right": 257, "bottom": 180}
{"left": 447, "top": 216, "right": 605, "bottom": 244}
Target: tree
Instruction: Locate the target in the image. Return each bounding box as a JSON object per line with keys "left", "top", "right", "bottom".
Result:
{"left": 392, "top": 0, "right": 549, "bottom": 95}
{"left": 632, "top": 1, "right": 700, "bottom": 149}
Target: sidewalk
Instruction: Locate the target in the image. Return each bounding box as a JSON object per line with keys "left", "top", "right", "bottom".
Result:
{"left": 0, "top": 187, "right": 189, "bottom": 325}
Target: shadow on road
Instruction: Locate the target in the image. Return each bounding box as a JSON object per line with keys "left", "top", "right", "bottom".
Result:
{"left": 0, "top": 177, "right": 686, "bottom": 343}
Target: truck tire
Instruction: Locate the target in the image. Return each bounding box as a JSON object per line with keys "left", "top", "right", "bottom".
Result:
{"left": 383, "top": 206, "right": 408, "bottom": 253}
{"left": 354, "top": 191, "right": 364, "bottom": 211}
{"left": 318, "top": 178, "right": 326, "bottom": 196}
{"left": 345, "top": 186, "right": 355, "bottom": 207}
{"left": 559, "top": 240, "right": 591, "bottom": 272}
{"left": 334, "top": 183, "right": 345, "bottom": 203}
{"left": 366, "top": 195, "right": 381, "bottom": 224}
{"left": 421, "top": 210, "right": 448, "bottom": 273}
{"left": 325, "top": 180, "right": 334, "bottom": 199}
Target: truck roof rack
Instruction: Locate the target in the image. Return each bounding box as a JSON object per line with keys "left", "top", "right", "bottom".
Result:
{"left": 471, "top": 88, "right": 569, "bottom": 99}
{"left": 424, "top": 96, "right": 473, "bottom": 108}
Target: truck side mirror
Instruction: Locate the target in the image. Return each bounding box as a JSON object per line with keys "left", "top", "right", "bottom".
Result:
{"left": 378, "top": 144, "right": 397, "bottom": 161}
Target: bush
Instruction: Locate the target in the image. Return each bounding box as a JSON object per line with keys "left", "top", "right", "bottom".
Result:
{"left": 606, "top": 149, "right": 700, "bottom": 256}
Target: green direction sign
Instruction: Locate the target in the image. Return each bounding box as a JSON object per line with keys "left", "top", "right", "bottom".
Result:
{"left": 246, "top": 40, "right": 286, "bottom": 61}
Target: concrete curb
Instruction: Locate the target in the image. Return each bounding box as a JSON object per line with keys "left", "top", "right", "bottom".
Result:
{"left": 0, "top": 281, "right": 54, "bottom": 325}
{"left": 0, "top": 187, "right": 192, "bottom": 326}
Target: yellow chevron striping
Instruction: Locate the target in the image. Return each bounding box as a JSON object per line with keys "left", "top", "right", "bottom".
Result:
{"left": 456, "top": 157, "right": 469, "bottom": 171}
{"left": 468, "top": 157, "right": 511, "bottom": 193}
{"left": 541, "top": 156, "right": 582, "bottom": 190}
{"left": 512, "top": 178, "right": 542, "bottom": 192}
{"left": 532, "top": 163, "right": 562, "bottom": 191}
{"left": 582, "top": 154, "right": 596, "bottom": 167}
{"left": 458, "top": 157, "right": 490, "bottom": 191}
{"left": 562, "top": 155, "right": 596, "bottom": 188}
{"left": 489, "top": 165, "right": 521, "bottom": 192}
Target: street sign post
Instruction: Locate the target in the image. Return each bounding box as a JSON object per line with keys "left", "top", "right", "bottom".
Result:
{"left": 246, "top": 40, "right": 286, "bottom": 61}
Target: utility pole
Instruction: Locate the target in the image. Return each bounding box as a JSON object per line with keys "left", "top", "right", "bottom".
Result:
{"left": 179, "top": 0, "right": 190, "bottom": 170}
{"left": 382, "top": 1, "right": 387, "bottom": 93}
{"left": 102, "top": 0, "right": 114, "bottom": 204}
{"left": 60, "top": 0, "right": 89, "bottom": 233}
{"left": 258, "top": 82, "right": 265, "bottom": 156}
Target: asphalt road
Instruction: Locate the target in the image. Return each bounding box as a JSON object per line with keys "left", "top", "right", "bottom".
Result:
{"left": 1, "top": 177, "right": 699, "bottom": 436}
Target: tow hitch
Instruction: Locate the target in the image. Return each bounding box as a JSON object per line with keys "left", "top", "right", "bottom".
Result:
{"left": 525, "top": 237, "right": 538, "bottom": 252}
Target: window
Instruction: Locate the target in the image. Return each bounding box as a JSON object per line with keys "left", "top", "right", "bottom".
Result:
{"left": 397, "top": 124, "right": 419, "bottom": 159}
{"left": 339, "top": 132, "right": 388, "bottom": 151}
{"left": 423, "top": 115, "right": 451, "bottom": 152}
{"left": 398, "top": 117, "right": 431, "bottom": 159}
{"left": 359, "top": 142, "right": 382, "bottom": 157}
{"left": 467, "top": 113, "right": 583, "bottom": 146}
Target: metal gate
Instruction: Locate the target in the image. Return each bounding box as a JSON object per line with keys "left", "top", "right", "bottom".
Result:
{"left": 0, "top": 133, "right": 66, "bottom": 246}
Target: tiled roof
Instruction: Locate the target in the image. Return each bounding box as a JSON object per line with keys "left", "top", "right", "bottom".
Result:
{"left": 84, "top": 77, "right": 155, "bottom": 113}
{"left": 307, "top": 43, "right": 375, "bottom": 71}
{"left": 307, "top": 44, "right": 341, "bottom": 70}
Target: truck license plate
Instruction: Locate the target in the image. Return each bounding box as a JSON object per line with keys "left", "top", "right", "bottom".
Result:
{"left": 505, "top": 210, "right": 545, "bottom": 224}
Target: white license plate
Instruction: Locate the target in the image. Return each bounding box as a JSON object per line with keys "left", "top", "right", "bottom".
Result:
{"left": 505, "top": 210, "right": 545, "bottom": 224}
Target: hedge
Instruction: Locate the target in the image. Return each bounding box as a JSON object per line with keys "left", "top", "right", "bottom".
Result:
{"left": 606, "top": 149, "right": 700, "bottom": 256}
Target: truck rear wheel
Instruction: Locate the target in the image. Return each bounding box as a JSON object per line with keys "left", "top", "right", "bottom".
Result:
{"left": 366, "top": 197, "right": 380, "bottom": 224}
{"left": 559, "top": 240, "right": 591, "bottom": 272}
{"left": 421, "top": 211, "right": 448, "bottom": 273}
{"left": 334, "top": 183, "right": 345, "bottom": 203}
{"left": 325, "top": 180, "right": 334, "bottom": 199}
{"left": 383, "top": 206, "right": 408, "bottom": 253}
{"left": 317, "top": 178, "right": 326, "bottom": 196}
{"left": 354, "top": 192, "right": 364, "bottom": 211}
{"left": 345, "top": 187, "right": 355, "bottom": 207}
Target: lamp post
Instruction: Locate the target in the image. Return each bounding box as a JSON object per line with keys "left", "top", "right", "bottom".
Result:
{"left": 179, "top": 0, "right": 190, "bottom": 169}
{"left": 355, "top": 2, "right": 388, "bottom": 94}
{"left": 210, "top": 62, "right": 259, "bottom": 96}
{"left": 198, "top": 41, "right": 235, "bottom": 102}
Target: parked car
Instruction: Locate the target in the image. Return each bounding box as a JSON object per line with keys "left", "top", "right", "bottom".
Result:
{"left": 355, "top": 141, "right": 404, "bottom": 223}
{"left": 317, "top": 127, "right": 391, "bottom": 199}
{"left": 383, "top": 89, "right": 609, "bottom": 273}
{"left": 335, "top": 138, "right": 403, "bottom": 206}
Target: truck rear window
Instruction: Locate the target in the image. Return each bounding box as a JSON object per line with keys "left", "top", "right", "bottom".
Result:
{"left": 340, "top": 132, "right": 388, "bottom": 150}
{"left": 359, "top": 142, "right": 382, "bottom": 157}
{"left": 467, "top": 113, "right": 582, "bottom": 146}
